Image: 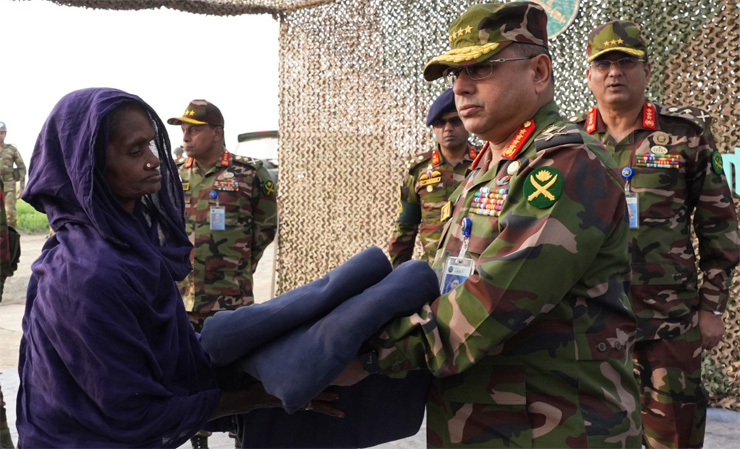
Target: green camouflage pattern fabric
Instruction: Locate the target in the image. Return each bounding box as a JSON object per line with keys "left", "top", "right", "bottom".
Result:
{"left": 633, "top": 328, "right": 706, "bottom": 448}
{"left": 573, "top": 102, "right": 739, "bottom": 449}
{"left": 572, "top": 102, "right": 740, "bottom": 341}
{"left": 178, "top": 151, "right": 277, "bottom": 314}
{"left": 0, "top": 384, "right": 13, "bottom": 449}
{"left": 586, "top": 20, "right": 647, "bottom": 62}
{"left": 424, "top": 2, "right": 548, "bottom": 81}
{"left": 0, "top": 143, "right": 25, "bottom": 227}
{"left": 388, "top": 145, "right": 477, "bottom": 268}
{"left": 373, "top": 102, "right": 642, "bottom": 448}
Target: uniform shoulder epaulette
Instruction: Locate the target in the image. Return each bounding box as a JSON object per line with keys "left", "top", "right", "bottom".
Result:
{"left": 232, "top": 154, "right": 264, "bottom": 169}
{"left": 3, "top": 144, "right": 18, "bottom": 151}
{"left": 405, "top": 150, "right": 434, "bottom": 173}
{"left": 568, "top": 111, "right": 589, "bottom": 125}
{"left": 658, "top": 104, "right": 712, "bottom": 131}
{"left": 535, "top": 123, "right": 585, "bottom": 151}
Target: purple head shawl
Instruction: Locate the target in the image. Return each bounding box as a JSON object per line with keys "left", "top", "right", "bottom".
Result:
{"left": 17, "top": 88, "right": 220, "bottom": 448}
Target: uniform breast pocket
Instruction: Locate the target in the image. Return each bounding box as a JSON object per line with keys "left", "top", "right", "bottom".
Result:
{"left": 214, "top": 190, "right": 243, "bottom": 227}
{"left": 631, "top": 166, "right": 685, "bottom": 219}
{"left": 465, "top": 213, "right": 500, "bottom": 257}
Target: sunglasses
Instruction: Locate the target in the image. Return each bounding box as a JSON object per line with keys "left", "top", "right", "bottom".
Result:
{"left": 431, "top": 116, "right": 463, "bottom": 128}
{"left": 590, "top": 57, "right": 644, "bottom": 72}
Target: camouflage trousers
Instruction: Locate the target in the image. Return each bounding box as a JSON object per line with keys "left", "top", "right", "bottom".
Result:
{"left": 0, "top": 384, "right": 14, "bottom": 449}
{"left": 3, "top": 182, "right": 16, "bottom": 228}
{"left": 634, "top": 326, "right": 707, "bottom": 449}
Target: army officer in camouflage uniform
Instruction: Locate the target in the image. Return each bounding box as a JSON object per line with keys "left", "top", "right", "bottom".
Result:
{"left": 339, "top": 3, "right": 642, "bottom": 447}
{"left": 0, "top": 121, "right": 26, "bottom": 227}
{"left": 168, "top": 100, "right": 277, "bottom": 330}
{"left": 389, "top": 89, "right": 478, "bottom": 267}
{"left": 573, "top": 21, "right": 740, "bottom": 449}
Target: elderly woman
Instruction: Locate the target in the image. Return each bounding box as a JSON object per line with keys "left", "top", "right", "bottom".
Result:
{"left": 14, "top": 88, "right": 333, "bottom": 448}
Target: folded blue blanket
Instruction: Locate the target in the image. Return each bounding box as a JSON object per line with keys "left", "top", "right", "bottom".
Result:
{"left": 239, "top": 258, "right": 440, "bottom": 413}
{"left": 200, "top": 246, "right": 392, "bottom": 366}
{"left": 200, "top": 248, "right": 440, "bottom": 447}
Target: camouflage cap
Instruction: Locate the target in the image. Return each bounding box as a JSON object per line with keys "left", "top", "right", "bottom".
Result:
{"left": 0, "top": 122, "right": 6, "bottom": 132}
{"left": 167, "top": 99, "right": 224, "bottom": 127}
{"left": 424, "top": 2, "right": 548, "bottom": 82}
{"left": 587, "top": 20, "right": 647, "bottom": 62}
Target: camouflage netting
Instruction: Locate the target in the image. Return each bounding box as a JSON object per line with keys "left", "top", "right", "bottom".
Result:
{"left": 275, "top": 0, "right": 740, "bottom": 409}
{"left": 47, "top": 0, "right": 740, "bottom": 409}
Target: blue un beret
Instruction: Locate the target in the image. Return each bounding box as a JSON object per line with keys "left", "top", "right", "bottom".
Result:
{"left": 425, "top": 88, "right": 457, "bottom": 127}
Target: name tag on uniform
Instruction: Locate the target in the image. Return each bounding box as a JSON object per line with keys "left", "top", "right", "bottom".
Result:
{"left": 419, "top": 177, "right": 442, "bottom": 187}
{"left": 210, "top": 206, "right": 225, "bottom": 231}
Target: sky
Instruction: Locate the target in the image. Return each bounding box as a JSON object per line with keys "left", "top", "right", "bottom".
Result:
{"left": 0, "top": 0, "right": 279, "bottom": 165}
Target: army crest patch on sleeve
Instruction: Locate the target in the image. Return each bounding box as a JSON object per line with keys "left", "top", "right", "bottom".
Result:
{"left": 712, "top": 151, "right": 724, "bottom": 175}
{"left": 524, "top": 167, "right": 563, "bottom": 208}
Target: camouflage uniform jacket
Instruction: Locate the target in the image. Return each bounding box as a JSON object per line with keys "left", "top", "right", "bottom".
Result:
{"left": 0, "top": 144, "right": 25, "bottom": 186}
{"left": 373, "top": 102, "right": 642, "bottom": 448}
{"left": 178, "top": 151, "right": 277, "bottom": 313}
{"left": 573, "top": 101, "right": 740, "bottom": 341}
{"left": 388, "top": 144, "right": 478, "bottom": 267}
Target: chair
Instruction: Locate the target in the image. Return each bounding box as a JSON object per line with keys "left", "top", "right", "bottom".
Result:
{"left": 721, "top": 149, "right": 740, "bottom": 196}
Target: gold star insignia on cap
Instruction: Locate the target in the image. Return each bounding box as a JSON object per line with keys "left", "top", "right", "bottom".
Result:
{"left": 185, "top": 109, "right": 196, "bottom": 116}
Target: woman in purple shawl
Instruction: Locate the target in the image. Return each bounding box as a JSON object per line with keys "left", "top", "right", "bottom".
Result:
{"left": 15, "top": 88, "right": 299, "bottom": 448}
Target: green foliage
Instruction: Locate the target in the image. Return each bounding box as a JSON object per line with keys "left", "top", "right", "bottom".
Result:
{"left": 16, "top": 199, "right": 49, "bottom": 234}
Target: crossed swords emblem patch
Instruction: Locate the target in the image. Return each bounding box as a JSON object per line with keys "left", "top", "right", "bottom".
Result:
{"left": 524, "top": 167, "right": 564, "bottom": 208}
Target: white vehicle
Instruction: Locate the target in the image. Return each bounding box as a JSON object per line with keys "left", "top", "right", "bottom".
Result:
{"left": 233, "top": 130, "right": 279, "bottom": 183}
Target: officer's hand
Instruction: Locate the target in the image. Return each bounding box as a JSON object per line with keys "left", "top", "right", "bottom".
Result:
{"left": 301, "top": 390, "right": 345, "bottom": 418}
{"left": 16, "top": 188, "right": 23, "bottom": 199}
{"left": 332, "top": 358, "right": 369, "bottom": 386}
{"left": 698, "top": 310, "right": 725, "bottom": 350}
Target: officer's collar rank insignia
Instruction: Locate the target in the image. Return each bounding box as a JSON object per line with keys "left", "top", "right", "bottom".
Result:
{"left": 643, "top": 102, "right": 656, "bottom": 130}
{"left": 502, "top": 120, "right": 535, "bottom": 160}
{"left": 524, "top": 167, "right": 563, "bottom": 208}
{"left": 712, "top": 151, "right": 724, "bottom": 175}
{"left": 182, "top": 182, "right": 190, "bottom": 191}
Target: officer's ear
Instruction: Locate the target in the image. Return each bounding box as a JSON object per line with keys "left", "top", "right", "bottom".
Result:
{"left": 532, "top": 54, "right": 552, "bottom": 95}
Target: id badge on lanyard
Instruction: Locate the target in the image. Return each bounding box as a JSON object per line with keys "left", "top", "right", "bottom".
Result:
{"left": 209, "top": 190, "right": 226, "bottom": 231}
{"left": 440, "top": 217, "right": 475, "bottom": 294}
{"left": 622, "top": 167, "right": 639, "bottom": 229}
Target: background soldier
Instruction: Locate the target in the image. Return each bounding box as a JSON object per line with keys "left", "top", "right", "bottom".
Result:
{"left": 573, "top": 21, "right": 740, "bottom": 448}
{"left": 388, "top": 88, "right": 478, "bottom": 268}
{"left": 339, "top": 3, "right": 642, "bottom": 447}
{"left": 173, "top": 145, "right": 185, "bottom": 164}
{"left": 168, "top": 100, "right": 277, "bottom": 449}
{"left": 0, "top": 122, "right": 26, "bottom": 227}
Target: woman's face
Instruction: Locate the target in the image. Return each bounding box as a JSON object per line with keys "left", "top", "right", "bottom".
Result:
{"left": 106, "top": 106, "right": 162, "bottom": 213}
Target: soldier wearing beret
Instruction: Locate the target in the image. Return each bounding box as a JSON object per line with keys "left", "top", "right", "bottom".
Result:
{"left": 0, "top": 121, "right": 26, "bottom": 227}
{"left": 339, "top": 2, "right": 642, "bottom": 447}
{"left": 168, "top": 100, "right": 278, "bottom": 449}
{"left": 388, "top": 89, "right": 478, "bottom": 268}
{"left": 572, "top": 20, "right": 740, "bottom": 449}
